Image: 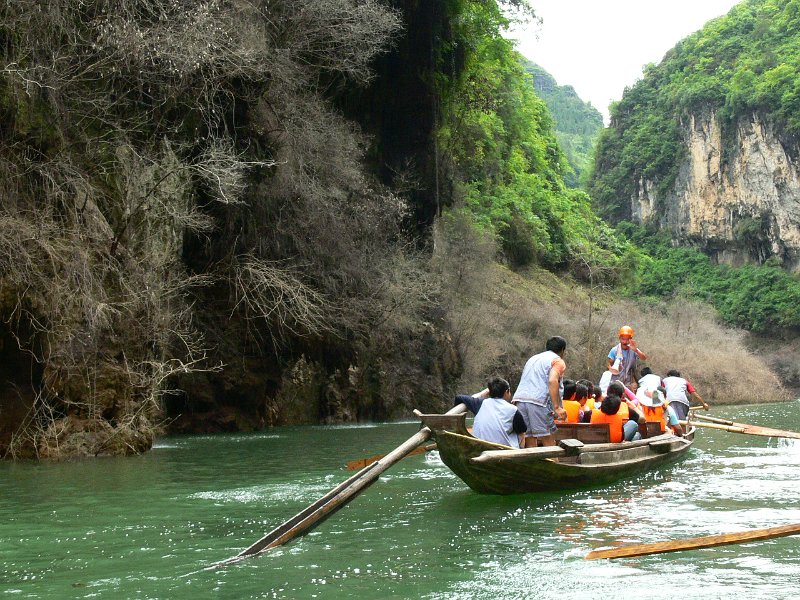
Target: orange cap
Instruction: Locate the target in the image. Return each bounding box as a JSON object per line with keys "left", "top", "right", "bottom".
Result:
{"left": 619, "top": 325, "right": 634, "bottom": 337}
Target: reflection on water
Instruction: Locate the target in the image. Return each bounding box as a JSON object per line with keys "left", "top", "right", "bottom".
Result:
{"left": 2, "top": 402, "right": 800, "bottom": 598}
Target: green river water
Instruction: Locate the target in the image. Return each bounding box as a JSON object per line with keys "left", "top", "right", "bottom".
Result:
{"left": 3, "top": 401, "right": 800, "bottom": 599}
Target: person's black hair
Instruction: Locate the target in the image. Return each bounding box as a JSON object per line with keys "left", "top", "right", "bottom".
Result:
{"left": 600, "top": 393, "right": 622, "bottom": 415}
{"left": 574, "top": 383, "right": 588, "bottom": 402}
{"left": 641, "top": 367, "right": 652, "bottom": 376}
{"left": 577, "top": 378, "right": 596, "bottom": 399}
{"left": 562, "top": 378, "right": 576, "bottom": 400}
{"left": 666, "top": 369, "right": 680, "bottom": 377}
{"left": 545, "top": 335, "right": 567, "bottom": 354}
{"left": 488, "top": 377, "right": 510, "bottom": 398}
{"left": 607, "top": 381, "right": 625, "bottom": 396}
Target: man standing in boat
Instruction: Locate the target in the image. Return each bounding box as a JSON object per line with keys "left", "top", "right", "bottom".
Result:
{"left": 512, "top": 336, "right": 568, "bottom": 448}
{"left": 663, "top": 369, "right": 709, "bottom": 420}
{"left": 607, "top": 325, "right": 647, "bottom": 392}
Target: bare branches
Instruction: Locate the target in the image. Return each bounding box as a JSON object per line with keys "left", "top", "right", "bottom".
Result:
{"left": 193, "top": 139, "right": 276, "bottom": 205}
{"left": 0, "top": 0, "right": 408, "bottom": 456}
{"left": 232, "top": 255, "right": 333, "bottom": 342}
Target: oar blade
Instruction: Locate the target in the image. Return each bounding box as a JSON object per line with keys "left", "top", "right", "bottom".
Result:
{"left": 682, "top": 419, "right": 800, "bottom": 440}
{"left": 585, "top": 523, "right": 800, "bottom": 560}
{"left": 739, "top": 425, "right": 800, "bottom": 440}
{"left": 345, "top": 443, "right": 436, "bottom": 470}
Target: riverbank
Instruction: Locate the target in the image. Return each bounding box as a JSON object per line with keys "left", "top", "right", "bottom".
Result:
{"left": 446, "top": 261, "right": 791, "bottom": 406}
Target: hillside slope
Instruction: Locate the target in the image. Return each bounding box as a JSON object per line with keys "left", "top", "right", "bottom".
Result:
{"left": 523, "top": 60, "right": 603, "bottom": 188}
{"left": 589, "top": 0, "right": 800, "bottom": 272}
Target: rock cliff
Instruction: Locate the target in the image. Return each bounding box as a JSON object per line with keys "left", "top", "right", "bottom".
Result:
{"left": 633, "top": 112, "right": 800, "bottom": 272}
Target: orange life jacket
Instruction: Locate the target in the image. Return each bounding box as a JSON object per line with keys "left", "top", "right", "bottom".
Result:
{"left": 590, "top": 408, "right": 626, "bottom": 443}
{"left": 641, "top": 405, "right": 666, "bottom": 432}
{"left": 562, "top": 400, "right": 582, "bottom": 423}
{"left": 618, "top": 401, "right": 630, "bottom": 419}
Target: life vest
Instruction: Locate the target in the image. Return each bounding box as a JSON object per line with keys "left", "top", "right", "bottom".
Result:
{"left": 641, "top": 405, "right": 666, "bottom": 433}
{"left": 590, "top": 409, "right": 626, "bottom": 443}
{"left": 618, "top": 401, "right": 630, "bottom": 419}
{"left": 562, "top": 400, "right": 582, "bottom": 423}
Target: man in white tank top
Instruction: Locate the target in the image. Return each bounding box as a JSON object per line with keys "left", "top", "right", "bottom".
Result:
{"left": 512, "top": 336, "right": 568, "bottom": 448}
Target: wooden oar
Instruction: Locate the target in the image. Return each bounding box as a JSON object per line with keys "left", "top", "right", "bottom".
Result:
{"left": 585, "top": 523, "right": 800, "bottom": 560}
{"left": 345, "top": 443, "right": 437, "bottom": 471}
{"left": 680, "top": 418, "right": 800, "bottom": 440}
{"left": 690, "top": 413, "right": 734, "bottom": 425}
{"left": 201, "top": 402, "right": 468, "bottom": 571}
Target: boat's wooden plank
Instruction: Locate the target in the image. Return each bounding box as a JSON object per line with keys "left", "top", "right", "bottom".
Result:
{"left": 555, "top": 423, "right": 610, "bottom": 444}
{"left": 470, "top": 446, "right": 567, "bottom": 464}
{"left": 414, "top": 411, "right": 470, "bottom": 435}
{"left": 559, "top": 438, "right": 585, "bottom": 451}
{"left": 577, "top": 432, "right": 677, "bottom": 453}
{"left": 644, "top": 422, "right": 663, "bottom": 437}
{"left": 648, "top": 439, "right": 681, "bottom": 453}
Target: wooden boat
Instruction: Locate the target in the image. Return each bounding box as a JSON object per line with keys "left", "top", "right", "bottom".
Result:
{"left": 417, "top": 412, "right": 695, "bottom": 495}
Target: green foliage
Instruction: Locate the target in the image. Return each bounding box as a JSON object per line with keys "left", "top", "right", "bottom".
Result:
{"left": 438, "top": 1, "right": 625, "bottom": 275}
{"left": 590, "top": 0, "right": 800, "bottom": 218}
{"left": 522, "top": 61, "right": 604, "bottom": 187}
{"left": 618, "top": 222, "right": 800, "bottom": 332}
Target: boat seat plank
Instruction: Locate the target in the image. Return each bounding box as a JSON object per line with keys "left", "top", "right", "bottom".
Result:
{"left": 559, "top": 438, "right": 585, "bottom": 451}
{"left": 555, "top": 423, "right": 610, "bottom": 444}
{"left": 645, "top": 422, "right": 663, "bottom": 437}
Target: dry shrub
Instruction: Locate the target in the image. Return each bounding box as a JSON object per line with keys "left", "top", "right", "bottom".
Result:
{"left": 433, "top": 215, "right": 787, "bottom": 405}
{"left": 432, "top": 210, "right": 500, "bottom": 375}
{"left": 1, "top": 0, "right": 405, "bottom": 454}
{"left": 597, "top": 299, "right": 789, "bottom": 404}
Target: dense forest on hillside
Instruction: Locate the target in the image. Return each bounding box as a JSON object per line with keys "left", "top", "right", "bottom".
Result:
{"left": 588, "top": 0, "right": 800, "bottom": 339}
{"left": 523, "top": 61, "right": 603, "bottom": 187}
{"left": 590, "top": 0, "right": 800, "bottom": 218}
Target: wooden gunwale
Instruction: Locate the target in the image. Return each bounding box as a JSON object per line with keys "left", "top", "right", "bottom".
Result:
{"left": 428, "top": 422, "right": 694, "bottom": 495}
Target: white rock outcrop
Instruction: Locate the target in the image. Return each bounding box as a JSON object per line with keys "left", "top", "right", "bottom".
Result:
{"left": 632, "top": 112, "right": 800, "bottom": 271}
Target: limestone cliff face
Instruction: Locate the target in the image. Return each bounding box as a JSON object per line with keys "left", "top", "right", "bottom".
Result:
{"left": 633, "top": 112, "right": 800, "bottom": 271}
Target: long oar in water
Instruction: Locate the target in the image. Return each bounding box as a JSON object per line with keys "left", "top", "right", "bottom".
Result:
{"left": 585, "top": 523, "right": 800, "bottom": 560}
{"left": 681, "top": 415, "right": 800, "bottom": 440}
{"left": 201, "top": 402, "right": 468, "bottom": 571}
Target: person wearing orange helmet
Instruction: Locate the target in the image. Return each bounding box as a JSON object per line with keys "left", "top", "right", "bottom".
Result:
{"left": 607, "top": 325, "right": 648, "bottom": 392}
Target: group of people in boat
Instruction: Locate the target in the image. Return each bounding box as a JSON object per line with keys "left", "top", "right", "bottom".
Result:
{"left": 458, "top": 326, "right": 708, "bottom": 450}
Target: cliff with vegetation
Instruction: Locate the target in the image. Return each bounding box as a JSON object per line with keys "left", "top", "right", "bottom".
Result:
{"left": 523, "top": 61, "right": 603, "bottom": 188}
{"left": 0, "top": 0, "right": 611, "bottom": 458}
{"left": 0, "top": 0, "right": 793, "bottom": 460}
{"left": 589, "top": 0, "right": 800, "bottom": 272}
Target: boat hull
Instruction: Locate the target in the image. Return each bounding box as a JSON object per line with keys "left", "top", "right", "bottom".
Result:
{"left": 430, "top": 428, "right": 695, "bottom": 495}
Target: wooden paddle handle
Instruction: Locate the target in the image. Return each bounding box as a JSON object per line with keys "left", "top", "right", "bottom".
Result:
{"left": 679, "top": 420, "right": 745, "bottom": 433}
